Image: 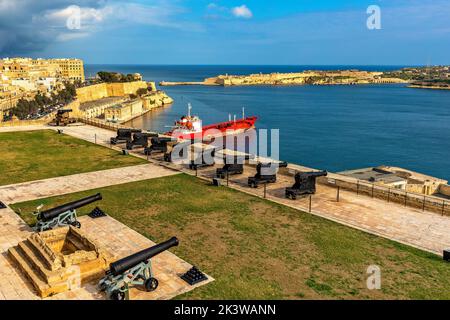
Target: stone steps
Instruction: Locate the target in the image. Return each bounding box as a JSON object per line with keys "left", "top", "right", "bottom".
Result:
{"left": 8, "top": 244, "right": 71, "bottom": 298}
{"left": 17, "top": 240, "right": 66, "bottom": 284}
{"left": 8, "top": 246, "right": 49, "bottom": 297}
{"left": 27, "top": 236, "right": 58, "bottom": 270}
{"left": 17, "top": 241, "right": 51, "bottom": 281}
{"left": 6, "top": 227, "right": 112, "bottom": 298}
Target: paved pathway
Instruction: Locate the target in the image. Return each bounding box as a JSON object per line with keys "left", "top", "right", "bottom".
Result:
{"left": 0, "top": 124, "right": 47, "bottom": 133}
{"left": 0, "top": 163, "right": 179, "bottom": 204}
{"left": 198, "top": 165, "right": 450, "bottom": 255}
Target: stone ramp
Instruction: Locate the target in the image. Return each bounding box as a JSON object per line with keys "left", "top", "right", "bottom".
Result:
{"left": 8, "top": 227, "right": 112, "bottom": 298}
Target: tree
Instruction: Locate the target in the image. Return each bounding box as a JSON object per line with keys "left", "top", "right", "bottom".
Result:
{"left": 97, "top": 71, "right": 139, "bottom": 83}
{"left": 136, "top": 88, "right": 148, "bottom": 96}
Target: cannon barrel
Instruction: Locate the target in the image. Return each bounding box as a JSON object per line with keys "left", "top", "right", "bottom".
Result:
{"left": 118, "top": 128, "right": 141, "bottom": 135}
{"left": 39, "top": 193, "right": 102, "bottom": 222}
{"left": 133, "top": 132, "right": 158, "bottom": 139}
{"left": 109, "top": 237, "right": 179, "bottom": 276}
{"left": 259, "top": 161, "right": 288, "bottom": 168}
{"left": 57, "top": 109, "right": 73, "bottom": 114}
{"left": 298, "top": 170, "right": 328, "bottom": 178}
{"left": 151, "top": 137, "right": 173, "bottom": 144}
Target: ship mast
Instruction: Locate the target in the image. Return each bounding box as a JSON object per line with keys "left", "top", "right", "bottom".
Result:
{"left": 188, "top": 103, "right": 192, "bottom": 118}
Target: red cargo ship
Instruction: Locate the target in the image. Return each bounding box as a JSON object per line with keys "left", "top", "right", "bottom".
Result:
{"left": 166, "top": 104, "right": 257, "bottom": 141}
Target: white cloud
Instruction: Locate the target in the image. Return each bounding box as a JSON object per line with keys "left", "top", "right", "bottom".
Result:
{"left": 0, "top": 0, "right": 19, "bottom": 11}
{"left": 232, "top": 5, "right": 253, "bottom": 19}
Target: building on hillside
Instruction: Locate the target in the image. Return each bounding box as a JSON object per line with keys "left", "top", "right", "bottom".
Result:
{"left": 48, "top": 59, "right": 85, "bottom": 82}
{"left": 0, "top": 58, "right": 85, "bottom": 82}
{"left": 105, "top": 99, "right": 143, "bottom": 122}
{"left": 78, "top": 97, "right": 127, "bottom": 119}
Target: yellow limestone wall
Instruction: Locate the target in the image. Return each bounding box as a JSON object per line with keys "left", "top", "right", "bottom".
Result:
{"left": 106, "top": 81, "right": 148, "bottom": 97}
{"left": 76, "top": 81, "right": 148, "bottom": 103}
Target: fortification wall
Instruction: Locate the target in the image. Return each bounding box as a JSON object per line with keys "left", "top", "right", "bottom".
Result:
{"left": 76, "top": 81, "right": 148, "bottom": 104}
{"left": 76, "top": 83, "right": 109, "bottom": 103}
{"left": 106, "top": 81, "right": 147, "bottom": 97}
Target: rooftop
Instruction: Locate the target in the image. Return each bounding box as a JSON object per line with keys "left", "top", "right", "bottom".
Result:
{"left": 79, "top": 97, "right": 126, "bottom": 111}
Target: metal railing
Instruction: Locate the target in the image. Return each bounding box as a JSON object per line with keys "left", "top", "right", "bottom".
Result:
{"left": 320, "top": 176, "right": 449, "bottom": 216}
{"left": 77, "top": 117, "right": 134, "bottom": 131}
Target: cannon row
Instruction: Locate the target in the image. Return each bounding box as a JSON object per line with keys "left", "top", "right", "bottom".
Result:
{"left": 111, "top": 129, "right": 327, "bottom": 198}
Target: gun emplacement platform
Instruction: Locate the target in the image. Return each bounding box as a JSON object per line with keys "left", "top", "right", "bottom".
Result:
{"left": 3, "top": 213, "right": 213, "bottom": 300}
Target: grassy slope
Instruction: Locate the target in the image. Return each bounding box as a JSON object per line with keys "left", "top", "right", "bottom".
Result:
{"left": 0, "top": 130, "right": 146, "bottom": 185}
{"left": 11, "top": 174, "right": 450, "bottom": 300}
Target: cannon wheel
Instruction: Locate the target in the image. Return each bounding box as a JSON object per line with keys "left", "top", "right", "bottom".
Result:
{"left": 111, "top": 290, "right": 126, "bottom": 300}
{"left": 144, "top": 277, "right": 159, "bottom": 292}
{"left": 71, "top": 221, "right": 81, "bottom": 228}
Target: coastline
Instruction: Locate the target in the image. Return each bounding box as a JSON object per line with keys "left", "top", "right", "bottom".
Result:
{"left": 159, "top": 70, "right": 407, "bottom": 87}
{"left": 83, "top": 65, "right": 450, "bottom": 182}
{"left": 408, "top": 85, "right": 450, "bottom": 91}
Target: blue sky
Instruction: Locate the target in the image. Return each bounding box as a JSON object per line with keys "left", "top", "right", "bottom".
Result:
{"left": 0, "top": 0, "right": 449, "bottom": 65}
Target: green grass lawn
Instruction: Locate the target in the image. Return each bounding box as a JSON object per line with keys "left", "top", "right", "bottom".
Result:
{"left": 0, "top": 130, "right": 146, "bottom": 186}
{"left": 11, "top": 174, "right": 450, "bottom": 300}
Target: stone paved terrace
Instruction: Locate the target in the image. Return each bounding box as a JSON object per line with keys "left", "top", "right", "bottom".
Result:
{"left": 0, "top": 163, "right": 179, "bottom": 204}
{"left": 3, "top": 124, "right": 450, "bottom": 255}
{"left": 195, "top": 165, "right": 450, "bottom": 255}
{"left": 0, "top": 206, "right": 212, "bottom": 300}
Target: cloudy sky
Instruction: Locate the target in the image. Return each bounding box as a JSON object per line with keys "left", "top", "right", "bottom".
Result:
{"left": 0, "top": 0, "right": 449, "bottom": 65}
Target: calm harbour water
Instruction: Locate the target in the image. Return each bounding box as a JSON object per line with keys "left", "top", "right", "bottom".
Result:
{"left": 85, "top": 65, "right": 450, "bottom": 180}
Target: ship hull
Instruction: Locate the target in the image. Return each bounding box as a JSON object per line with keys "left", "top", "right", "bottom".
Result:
{"left": 167, "top": 116, "right": 257, "bottom": 140}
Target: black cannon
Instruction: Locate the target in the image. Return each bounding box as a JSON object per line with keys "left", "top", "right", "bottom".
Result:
{"left": 248, "top": 161, "right": 288, "bottom": 188}
{"left": 216, "top": 155, "right": 252, "bottom": 179}
{"left": 285, "top": 171, "right": 327, "bottom": 199}
{"left": 126, "top": 132, "right": 158, "bottom": 150}
{"left": 216, "top": 163, "right": 244, "bottom": 179}
{"left": 189, "top": 148, "right": 216, "bottom": 170}
{"left": 33, "top": 193, "right": 102, "bottom": 232}
{"left": 99, "top": 237, "right": 179, "bottom": 300}
{"left": 144, "top": 137, "right": 174, "bottom": 155}
{"left": 163, "top": 142, "right": 187, "bottom": 162}
{"left": 50, "top": 109, "right": 76, "bottom": 126}
{"left": 110, "top": 128, "right": 142, "bottom": 145}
